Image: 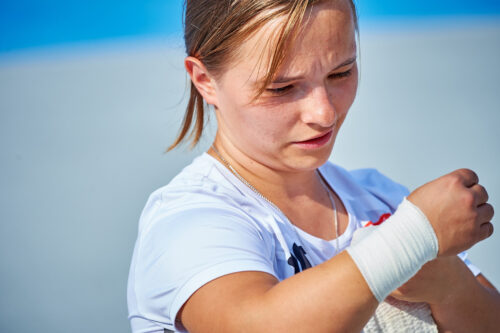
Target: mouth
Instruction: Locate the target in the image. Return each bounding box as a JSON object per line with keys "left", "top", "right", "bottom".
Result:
{"left": 293, "top": 130, "right": 333, "bottom": 149}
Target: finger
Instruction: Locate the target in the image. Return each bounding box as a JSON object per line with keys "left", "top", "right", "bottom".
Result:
{"left": 478, "top": 222, "right": 494, "bottom": 242}
{"left": 455, "top": 168, "right": 479, "bottom": 187}
{"left": 470, "top": 184, "right": 489, "bottom": 205}
{"left": 477, "top": 203, "right": 495, "bottom": 222}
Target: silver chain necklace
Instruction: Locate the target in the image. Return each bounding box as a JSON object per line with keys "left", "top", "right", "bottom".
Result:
{"left": 210, "top": 145, "right": 340, "bottom": 252}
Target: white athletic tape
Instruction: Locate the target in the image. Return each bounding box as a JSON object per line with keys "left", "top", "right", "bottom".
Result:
{"left": 347, "top": 198, "right": 439, "bottom": 302}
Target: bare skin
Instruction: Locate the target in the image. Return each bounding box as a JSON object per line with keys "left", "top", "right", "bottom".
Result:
{"left": 181, "top": 253, "right": 377, "bottom": 332}
{"left": 180, "top": 1, "right": 497, "bottom": 332}
{"left": 392, "top": 257, "right": 500, "bottom": 333}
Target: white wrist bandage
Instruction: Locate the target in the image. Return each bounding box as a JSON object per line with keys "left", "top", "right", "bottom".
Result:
{"left": 346, "top": 198, "right": 439, "bottom": 302}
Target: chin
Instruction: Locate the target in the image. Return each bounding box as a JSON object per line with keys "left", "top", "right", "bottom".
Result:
{"left": 283, "top": 144, "right": 334, "bottom": 172}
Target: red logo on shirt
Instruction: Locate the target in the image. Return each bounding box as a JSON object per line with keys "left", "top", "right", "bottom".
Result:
{"left": 365, "top": 213, "right": 391, "bottom": 227}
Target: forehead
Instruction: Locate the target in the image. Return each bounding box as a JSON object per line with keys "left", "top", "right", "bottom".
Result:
{"left": 290, "top": 2, "right": 355, "bottom": 55}
{"left": 223, "top": 1, "right": 356, "bottom": 84}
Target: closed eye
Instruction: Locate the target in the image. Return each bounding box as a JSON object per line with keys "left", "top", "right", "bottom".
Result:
{"left": 266, "top": 85, "right": 294, "bottom": 96}
{"left": 328, "top": 69, "right": 353, "bottom": 79}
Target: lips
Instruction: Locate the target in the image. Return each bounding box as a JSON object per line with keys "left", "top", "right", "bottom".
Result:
{"left": 293, "top": 130, "right": 333, "bottom": 149}
{"left": 300, "top": 131, "right": 332, "bottom": 143}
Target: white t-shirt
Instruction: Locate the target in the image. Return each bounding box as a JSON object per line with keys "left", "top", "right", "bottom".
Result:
{"left": 127, "top": 153, "right": 479, "bottom": 332}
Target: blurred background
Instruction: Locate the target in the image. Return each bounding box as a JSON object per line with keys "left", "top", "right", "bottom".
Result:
{"left": 1, "top": 1, "right": 499, "bottom": 332}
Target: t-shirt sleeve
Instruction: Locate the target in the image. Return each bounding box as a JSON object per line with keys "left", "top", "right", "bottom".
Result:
{"left": 457, "top": 251, "right": 481, "bottom": 276}
{"left": 132, "top": 203, "right": 277, "bottom": 332}
{"left": 349, "top": 168, "right": 410, "bottom": 207}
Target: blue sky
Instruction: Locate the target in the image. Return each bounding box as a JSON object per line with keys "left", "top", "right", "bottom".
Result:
{"left": 1, "top": 0, "right": 499, "bottom": 53}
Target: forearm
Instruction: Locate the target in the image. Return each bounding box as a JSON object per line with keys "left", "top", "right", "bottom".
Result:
{"left": 256, "top": 252, "right": 378, "bottom": 332}
{"left": 430, "top": 272, "right": 500, "bottom": 332}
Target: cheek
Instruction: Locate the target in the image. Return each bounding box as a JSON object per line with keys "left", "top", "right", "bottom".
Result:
{"left": 214, "top": 74, "right": 298, "bottom": 149}
{"left": 217, "top": 95, "right": 282, "bottom": 143}
{"left": 242, "top": 107, "right": 296, "bottom": 144}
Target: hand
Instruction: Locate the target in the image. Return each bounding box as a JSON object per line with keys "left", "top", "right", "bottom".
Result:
{"left": 390, "top": 256, "right": 472, "bottom": 305}
{"left": 408, "top": 168, "right": 494, "bottom": 257}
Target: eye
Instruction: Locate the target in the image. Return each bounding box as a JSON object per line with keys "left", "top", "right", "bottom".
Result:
{"left": 329, "top": 69, "right": 353, "bottom": 79}
{"left": 266, "top": 85, "right": 293, "bottom": 96}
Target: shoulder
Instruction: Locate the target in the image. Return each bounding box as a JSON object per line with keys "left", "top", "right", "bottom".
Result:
{"left": 129, "top": 154, "right": 277, "bottom": 330}
{"left": 137, "top": 153, "right": 271, "bottom": 248}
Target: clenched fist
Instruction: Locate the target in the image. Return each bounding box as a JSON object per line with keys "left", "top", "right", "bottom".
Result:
{"left": 407, "top": 168, "right": 494, "bottom": 257}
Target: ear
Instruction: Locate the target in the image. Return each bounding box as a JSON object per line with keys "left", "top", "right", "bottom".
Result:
{"left": 184, "top": 56, "right": 219, "bottom": 107}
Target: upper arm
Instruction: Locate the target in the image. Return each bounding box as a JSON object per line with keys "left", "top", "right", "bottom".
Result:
{"left": 182, "top": 251, "right": 379, "bottom": 333}
{"left": 180, "top": 270, "right": 279, "bottom": 332}
{"left": 132, "top": 205, "right": 277, "bottom": 332}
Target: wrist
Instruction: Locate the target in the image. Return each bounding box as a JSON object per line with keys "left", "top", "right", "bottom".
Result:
{"left": 347, "top": 198, "right": 439, "bottom": 302}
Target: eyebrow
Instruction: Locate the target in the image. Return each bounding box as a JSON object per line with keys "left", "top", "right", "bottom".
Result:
{"left": 272, "top": 56, "right": 357, "bottom": 84}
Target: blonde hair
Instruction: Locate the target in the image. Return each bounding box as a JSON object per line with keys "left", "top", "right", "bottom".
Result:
{"left": 168, "top": 0, "right": 358, "bottom": 151}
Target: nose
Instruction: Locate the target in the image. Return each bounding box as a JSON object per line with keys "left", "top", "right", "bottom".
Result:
{"left": 300, "top": 85, "right": 337, "bottom": 128}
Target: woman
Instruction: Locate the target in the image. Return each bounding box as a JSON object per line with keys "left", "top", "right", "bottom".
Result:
{"left": 128, "top": 0, "right": 499, "bottom": 332}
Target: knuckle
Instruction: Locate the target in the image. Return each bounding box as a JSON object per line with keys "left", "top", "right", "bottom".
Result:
{"left": 470, "top": 209, "right": 479, "bottom": 221}
{"left": 454, "top": 168, "right": 467, "bottom": 177}
{"left": 462, "top": 168, "right": 477, "bottom": 178}
{"left": 457, "top": 168, "right": 479, "bottom": 184}
{"left": 447, "top": 173, "right": 462, "bottom": 187}
{"left": 461, "top": 191, "right": 475, "bottom": 208}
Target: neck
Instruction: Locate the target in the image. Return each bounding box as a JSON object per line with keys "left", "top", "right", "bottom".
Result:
{"left": 209, "top": 135, "right": 347, "bottom": 244}
{"left": 208, "top": 137, "right": 326, "bottom": 207}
